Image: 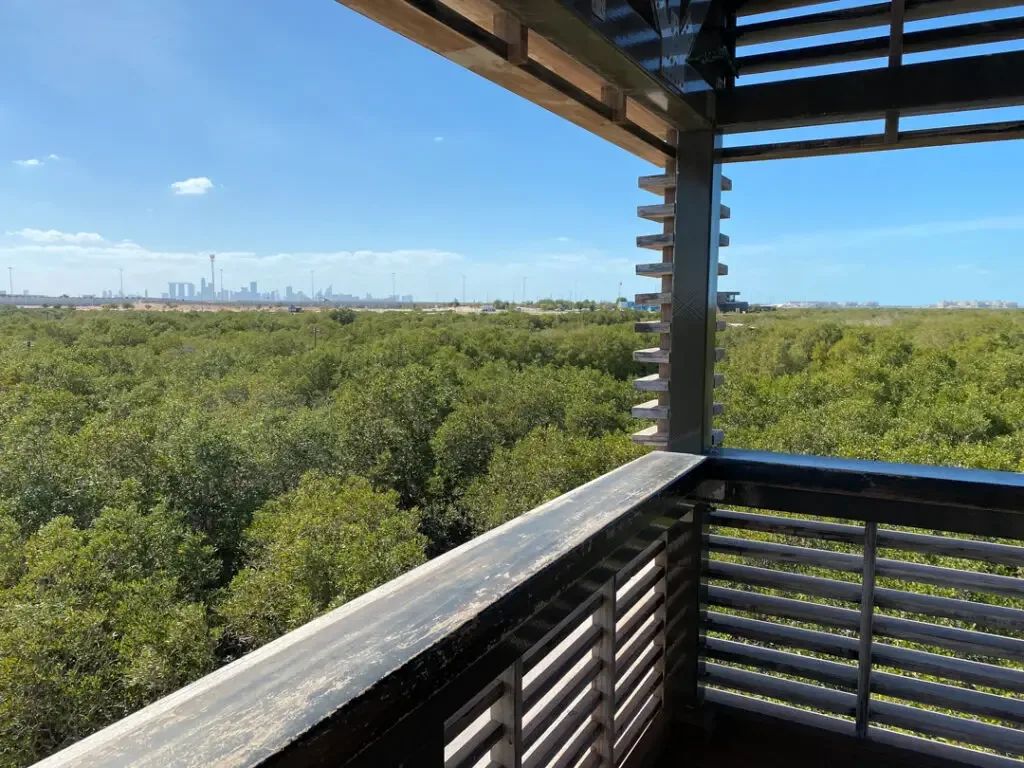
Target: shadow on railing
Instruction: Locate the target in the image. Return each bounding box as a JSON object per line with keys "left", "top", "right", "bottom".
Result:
{"left": 36, "top": 451, "right": 708, "bottom": 768}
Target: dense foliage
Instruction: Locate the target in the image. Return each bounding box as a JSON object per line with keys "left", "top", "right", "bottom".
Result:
{"left": 2, "top": 305, "right": 1024, "bottom": 764}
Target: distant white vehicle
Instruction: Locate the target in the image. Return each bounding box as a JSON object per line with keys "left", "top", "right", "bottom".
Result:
{"left": 481, "top": 305, "right": 496, "bottom": 313}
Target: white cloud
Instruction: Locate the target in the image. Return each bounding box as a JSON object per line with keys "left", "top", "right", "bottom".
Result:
{"left": 433, "top": 136, "right": 444, "bottom": 143}
{"left": 13, "top": 158, "right": 41, "bottom": 167}
{"left": 555, "top": 236, "right": 571, "bottom": 242}
{"left": 8, "top": 228, "right": 105, "bottom": 244}
{"left": 170, "top": 177, "right": 214, "bottom": 196}
{"left": 47, "top": 153, "right": 60, "bottom": 161}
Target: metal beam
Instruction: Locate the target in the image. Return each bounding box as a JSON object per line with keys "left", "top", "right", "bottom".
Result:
{"left": 668, "top": 130, "right": 720, "bottom": 453}
{"left": 488, "top": 0, "right": 711, "bottom": 129}
{"left": 737, "top": 16, "right": 1024, "bottom": 76}
{"left": 717, "top": 50, "right": 1024, "bottom": 133}
{"left": 719, "top": 119, "right": 1024, "bottom": 162}
{"left": 736, "top": 0, "right": 1024, "bottom": 46}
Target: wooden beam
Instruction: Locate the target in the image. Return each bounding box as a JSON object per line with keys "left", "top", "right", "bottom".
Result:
{"left": 337, "top": 0, "right": 674, "bottom": 163}
{"left": 717, "top": 50, "right": 1024, "bottom": 133}
{"left": 884, "top": 0, "right": 906, "bottom": 143}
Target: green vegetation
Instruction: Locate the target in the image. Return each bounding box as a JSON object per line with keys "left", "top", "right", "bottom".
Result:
{"left": 2, "top": 305, "right": 1024, "bottom": 763}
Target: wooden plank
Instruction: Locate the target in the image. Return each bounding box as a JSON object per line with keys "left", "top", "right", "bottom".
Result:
{"left": 638, "top": 173, "right": 674, "bottom": 196}
{"left": 874, "top": 669, "right": 1024, "bottom": 725}
{"left": 635, "top": 321, "right": 670, "bottom": 334}
{"left": 705, "top": 663, "right": 857, "bottom": 717}
{"left": 522, "top": 657, "right": 600, "bottom": 749}
{"left": 634, "top": 373, "right": 669, "bottom": 392}
{"left": 721, "top": 175, "right": 732, "bottom": 191}
{"left": 494, "top": 10, "right": 528, "bottom": 64}
{"left": 719, "top": 233, "right": 730, "bottom": 247}
{"left": 871, "top": 698, "right": 1024, "bottom": 755}
{"left": 705, "top": 637, "right": 858, "bottom": 689}
{"left": 523, "top": 625, "right": 602, "bottom": 710}
{"left": 37, "top": 451, "right": 705, "bottom": 768}
{"left": 636, "top": 264, "right": 673, "bottom": 278}
{"left": 337, "top": 0, "right": 671, "bottom": 164}
{"left": 885, "top": 0, "right": 906, "bottom": 143}
{"left": 632, "top": 425, "right": 668, "bottom": 447}
{"left": 522, "top": 689, "right": 601, "bottom": 768}
{"left": 635, "top": 291, "right": 671, "bottom": 303}
{"left": 634, "top": 347, "right": 670, "bottom": 364}
{"left": 637, "top": 233, "right": 674, "bottom": 250}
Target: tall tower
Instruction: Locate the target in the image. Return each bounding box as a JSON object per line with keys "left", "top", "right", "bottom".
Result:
{"left": 209, "top": 254, "right": 216, "bottom": 300}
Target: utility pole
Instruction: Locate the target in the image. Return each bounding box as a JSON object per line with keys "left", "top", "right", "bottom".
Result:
{"left": 461, "top": 274, "right": 466, "bottom": 305}
{"left": 618, "top": 281, "right": 623, "bottom": 309}
{"left": 7, "top": 266, "right": 11, "bottom": 298}
{"left": 119, "top": 268, "right": 124, "bottom": 298}
{"left": 209, "top": 254, "right": 216, "bottom": 300}
{"left": 522, "top": 276, "right": 527, "bottom": 305}
{"left": 219, "top": 268, "right": 224, "bottom": 300}
{"left": 311, "top": 270, "right": 315, "bottom": 302}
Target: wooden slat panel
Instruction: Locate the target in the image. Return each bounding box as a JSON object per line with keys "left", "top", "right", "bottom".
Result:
{"left": 637, "top": 233, "right": 674, "bottom": 250}
{"left": 634, "top": 321, "right": 670, "bottom": 334}
{"left": 635, "top": 264, "right": 673, "bottom": 278}
{"left": 705, "top": 663, "right": 857, "bottom": 717}
{"left": 632, "top": 425, "right": 668, "bottom": 447}
{"left": 523, "top": 658, "right": 601, "bottom": 748}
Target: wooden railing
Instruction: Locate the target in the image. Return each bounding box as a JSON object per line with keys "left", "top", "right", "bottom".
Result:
{"left": 32, "top": 448, "right": 1024, "bottom": 767}
{"left": 695, "top": 450, "right": 1024, "bottom": 767}
{"left": 35, "top": 451, "right": 708, "bottom": 768}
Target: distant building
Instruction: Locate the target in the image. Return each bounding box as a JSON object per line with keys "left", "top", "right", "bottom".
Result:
{"left": 718, "top": 291, "right": 749, "bottom": 313}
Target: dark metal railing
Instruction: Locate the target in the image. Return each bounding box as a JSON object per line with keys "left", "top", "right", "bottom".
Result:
{"left": 35, "top": 451, "right": 707, "bottom": 768}
{"left": 695, "top": 449, "right": 1024, "bottom": 768}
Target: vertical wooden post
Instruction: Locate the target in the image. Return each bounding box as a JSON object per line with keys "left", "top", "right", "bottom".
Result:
{"left": 494, "top": 660, "right": 523, "bottom": 768}
{"left": 884, "top": 0, "right": 906, "bottom": 143}
{"left": 856, "top": 521, "right": 878, "bottom": 738}
{"left": 664, "top": 503, "right": 706, "bottom": 713}
{"left": 596, "top": 577, "right": 618, "bottom": 767}
{"left": 669, "top": 131, "right": 722, "bottom": 453}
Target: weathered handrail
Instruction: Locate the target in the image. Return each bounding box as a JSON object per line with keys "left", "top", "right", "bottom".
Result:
{"left": 35, "top": 451, "right": 706, "bottom": 768}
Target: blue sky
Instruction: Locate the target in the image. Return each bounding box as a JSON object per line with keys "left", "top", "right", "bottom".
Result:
{"left": 2, "top": 0, "right": 1024, "bottom": 304}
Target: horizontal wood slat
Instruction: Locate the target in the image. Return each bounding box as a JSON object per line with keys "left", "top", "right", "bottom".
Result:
{"left": 632, "top": 399, "right": 669, "bottom": 420}
{"left": 633, "top": 373, "right": 668, "bottom": 392}
{"left": 633, "top": 348, "right": 670, "bottom": 364}
{"left": 631, "top": 425, "right": 668, "bottom": 448}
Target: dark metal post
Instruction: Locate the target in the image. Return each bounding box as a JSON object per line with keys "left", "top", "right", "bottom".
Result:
{"left": 669, "top": 130, "right": 722, "bottom": 454}
{"left": 856, "top": 521, "right": 878, "bottom": 737}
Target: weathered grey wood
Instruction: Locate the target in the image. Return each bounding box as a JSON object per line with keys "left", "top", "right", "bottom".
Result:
{"left": 522, "top": 688, "right": 601, "bottom": 768}
{"left": 635, "top": 263, "right": 673, "bottom": 278}
{"left": 709, "top": 508, "right": 1024, "bottom": 567}
{"left": 633, "top": 373, "right": 668, "bottom": 392}
{"left": 708, "top": 585, "right": 1024, "bottom": 661}
{"left": 868, "top": 726, "right": 1023, "bottom": 768}
{"left": 614, "top": 691, "right": 661, "bottom": 763}
{"left": 617, "top": 617, "right": 664, "bottom": 679}
{"left": 634, "top": 347, "right": 670, "bottom": 364}
{"left": 705, "top": 610, "right": 1024, "bottom": 693}
{"left": 549, "top": 718, "right": 601, "bottom": 768}
{"left": 35, "top": 450, "right": 706, "bottom": 768}
{"left": 449, "top": 718, "right": 503, "bottom": 768}
{"left": 445, "top": 679, "right": 504, "bottom": 743}
{"left": 720, "top": 176, "right": 732, "bottom": 191}
{"left": 874, "top": 669, "right": 1024, "bottom": 725}
{"left": 856, "top": 521, "right": 878, "bottom": 738}
{"left": 709, "top": 534, "right": 1024, "bottom": 599}
{"left": 522, "top": 591, "right": 602, "bottom": 671}
{"left": 638, "top": 173, "right": 674, "bottom": 196}
{"left": 493, "top": 660, "right": 523, "bottom": 768}
{"left": 714, "top": 347, "right": 726, "bottom": 362}
{"left": 871, "top": 698, "right": 1024, "bottom": 755}
{"left": 614, "top": 669, "right": 662, "bottom": 739}
{"left": 876, "top": 586, "right": 1024, "bottom": 633}
{"left": 703, "top": 687, "right": 855, "bottom": 736}
{"left": 632, "top": 425, "right": 668, "bottom": 447}
{"left": 704, "top": 663, "right": 857, "bottom": 717}
{"left": 521, "top": 657, "right": 600, "bottom": 749}
{"left": 635, "top": 290, "right": 672, "bottom": 303}
{"left": 637, "top": 202, "right": 674, "bottom": 222}
{"left": 615, "top": 644, "right": 662, "bottom": 709}
{"left": 719, "top": 233, "right": 730, "bottom": 247}
{"left": 523, "top": 624, "right": 602, "bottom": 711}
{"left": 632, "top": 399, "right": 668, "bottom": 420}
{"left": 637, "top": 233, "right": 674, "bottom": 250}
{"left": 617, "top": 593, "right": 663, "bottom": 651}
{"left": 705, "top": 637, "right": 858, "bottom": 689}
{"left": 707, "top": 560, "right": 861, "bottom": 602}
{"left": 617, "top": 564, "right": 663, "bottom": 621}
{"left": 595, "top": 578, "right": 616, "bottom": 766}
{"left": 635, "top": 321, "right": 670, "bottom": 334}
{"left": 720, "top": 204, "right": 730, "bottom": 219}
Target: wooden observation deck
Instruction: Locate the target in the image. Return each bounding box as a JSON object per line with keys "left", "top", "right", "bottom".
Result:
{"left": 31, "top": 1, "right": 1024, "bottom": 767}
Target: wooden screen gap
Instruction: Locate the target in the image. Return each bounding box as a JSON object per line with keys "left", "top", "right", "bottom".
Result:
{"left": 885, "top": 0, "right": 906, "bottom": 143}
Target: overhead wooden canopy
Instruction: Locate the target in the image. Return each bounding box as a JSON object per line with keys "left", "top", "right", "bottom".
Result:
{"left": 338, "top": 0, "right": 1024, "bottom": 163}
